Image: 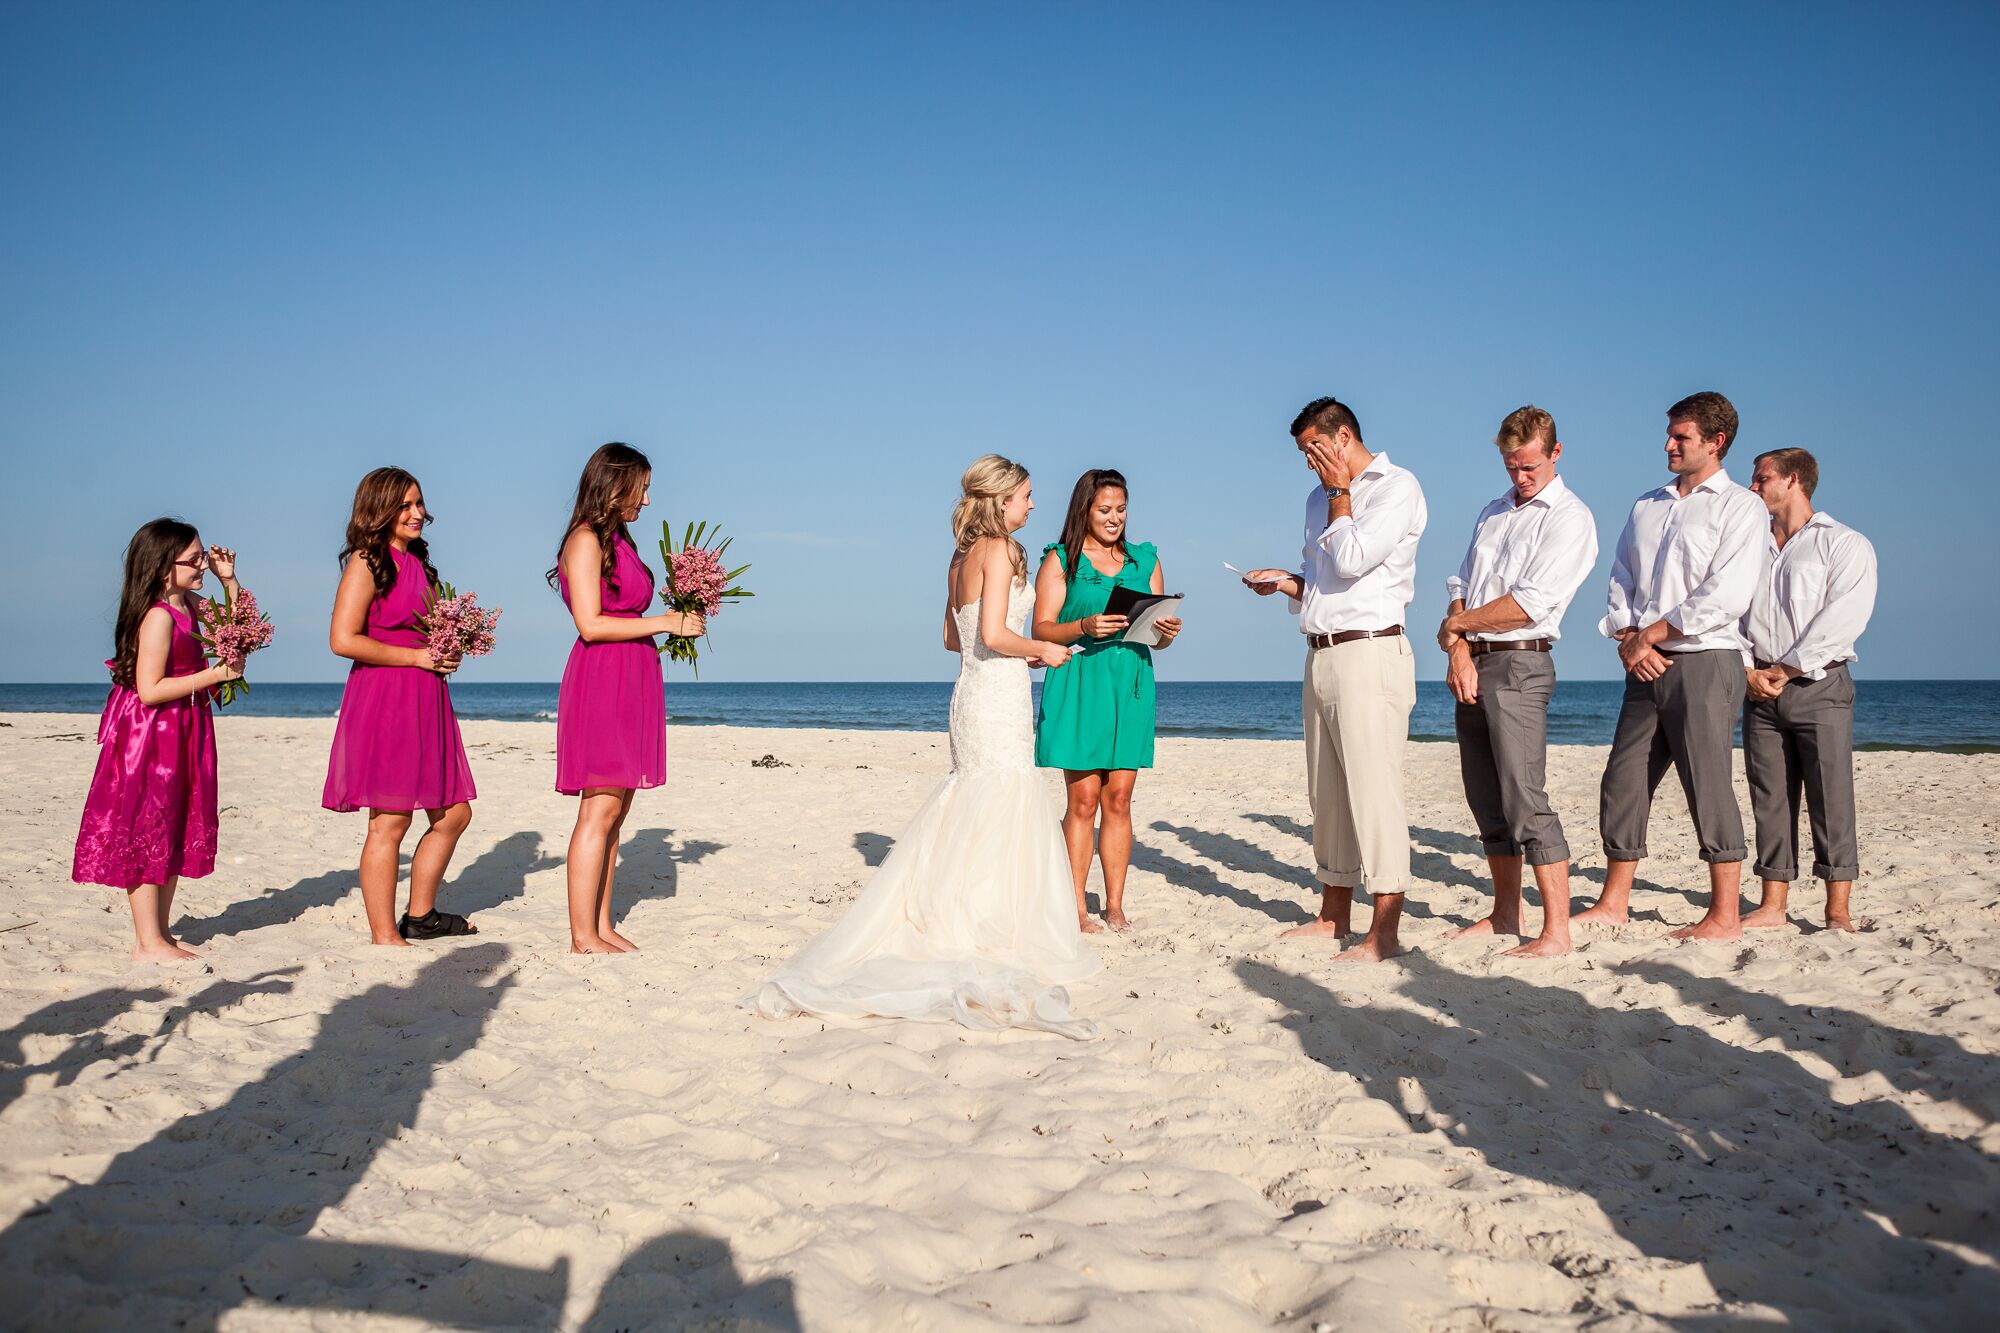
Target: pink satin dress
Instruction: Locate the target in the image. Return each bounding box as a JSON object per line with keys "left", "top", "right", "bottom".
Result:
{"left": 72, "top": 600, "right": 219, "bottom": 889}
{"left": 556, "top": 533, "right": 666, "bottom": 794}
{"left": 322, "top": 547, "right": 477, "bottom": 813}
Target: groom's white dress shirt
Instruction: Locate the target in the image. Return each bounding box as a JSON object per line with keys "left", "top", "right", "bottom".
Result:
{"left": 1600, "top": 468, "right": 1766, "bottom": 654}
{"left": 1741, "top": 511, "right": 1878, "bottom": 679}
{"left": 1446, "top": 474, "right": 1598, "bottom": 642}
{"left": 1289, "top": 451, "right": 1428, "bottom": 634}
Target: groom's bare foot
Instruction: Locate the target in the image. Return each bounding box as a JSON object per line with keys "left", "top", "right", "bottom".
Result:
{"left": 1447, "top": 914, "right": 1519, "bottom": 941}
{"left": 1280, "top": 917, "right": 1349, "bottom": 942}
{"left": 1570, "top": 903, "right": 1629, "bottom": 928}
{"left": 1329, "top": 935, "right": 1402, "bottom": 964}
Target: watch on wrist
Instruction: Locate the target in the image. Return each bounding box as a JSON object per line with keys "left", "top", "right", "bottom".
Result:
{"left": 1323, "top": 484, "right": 1347, "bottom": 500}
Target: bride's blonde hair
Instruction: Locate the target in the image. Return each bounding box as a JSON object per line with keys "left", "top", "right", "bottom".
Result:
{"left": 951, "top": 453, "right": 1029, "bottom": 581}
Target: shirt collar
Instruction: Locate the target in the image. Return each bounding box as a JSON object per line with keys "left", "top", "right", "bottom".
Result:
{"left": 1655, "top": 467, "right": 1734, "bottom": 501}
{"left": 1356, "top": 451, "right": 1394, "bottom": 482}
{"left": 1507, "top": 473, "right": 1569, "bottom": 509}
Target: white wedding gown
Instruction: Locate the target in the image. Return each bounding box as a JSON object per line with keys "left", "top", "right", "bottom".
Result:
{"left": 740, "top": 577, "right": 1100, "bottom": 1040}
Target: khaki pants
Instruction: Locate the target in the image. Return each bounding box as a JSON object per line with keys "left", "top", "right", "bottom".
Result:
{"left": 1303, "top": 635, "right": 1416, "bottom": 894}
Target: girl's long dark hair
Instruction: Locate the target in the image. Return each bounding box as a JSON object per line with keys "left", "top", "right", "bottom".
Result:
{"left": 548, "top": 443, "right": 652, "bottom": 590}
{"left": 111, "top": 518, "right": 201, "bottom": 688}
{"left": 338, "top": 467, "right": 438, "bottom": 598}
{"left": 1056, "top": 469, "right": 1129, "bottom": 584}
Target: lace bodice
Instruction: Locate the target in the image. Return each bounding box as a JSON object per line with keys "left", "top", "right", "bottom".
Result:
{"left": 948, "top": 577, "right": 1034, "bottom": 773}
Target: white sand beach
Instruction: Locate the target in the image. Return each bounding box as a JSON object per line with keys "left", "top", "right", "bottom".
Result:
{"left": 1, "top": 712, "right": 1995, "bottom": 1330}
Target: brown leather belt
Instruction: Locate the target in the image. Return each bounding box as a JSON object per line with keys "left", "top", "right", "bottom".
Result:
{"left": 1470, "top": 638, "right": 1552, "bottom": 656}
{"left": 1307, "top": 625, "right": 1403, "bottom": 649}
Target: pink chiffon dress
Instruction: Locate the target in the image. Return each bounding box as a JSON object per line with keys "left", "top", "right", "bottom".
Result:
{"left": 72, "top": 600, "right": 219, "bottom": 889}
{"left": 556, "top": 533, "right": 666, "bottom": 794}
{"left": 322, "top": 547, "right": 477, "bottom": 813}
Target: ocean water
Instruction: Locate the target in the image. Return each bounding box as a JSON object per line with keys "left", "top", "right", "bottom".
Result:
{"left": 1, "top": 679, "right": 1993, "bottom": 752}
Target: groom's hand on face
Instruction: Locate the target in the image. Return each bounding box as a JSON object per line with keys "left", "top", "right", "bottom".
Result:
{"left": 1305, "top": 435, "right": 1354, "bottom": 489}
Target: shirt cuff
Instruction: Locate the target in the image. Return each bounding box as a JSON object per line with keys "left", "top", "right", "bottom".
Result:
{"left": 1444, "top": 576, "right": 1468, "bottom": 601}
{"left": 1780, "top": 647, "right": 1827, "bottom": 681}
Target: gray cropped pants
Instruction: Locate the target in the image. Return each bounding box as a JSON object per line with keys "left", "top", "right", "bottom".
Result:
{"left": 1598, "top": 648, "right": 1748, "bottom": 864}
{"left": 1742, "top": 663, "right": 1860, "bottom": 882}
{"left": 1454, "top": 651, "right": 1569, "bottom": 866}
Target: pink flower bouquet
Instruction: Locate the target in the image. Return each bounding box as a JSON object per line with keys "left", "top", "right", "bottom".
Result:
{"left": 419, "top": 581, "right": 501, "bottom": 670}
{"left": 658, "top": 519, "right": 752, "bottom": 675}
{"left": 197, "top": 587, "right": 274, "bottom": 707}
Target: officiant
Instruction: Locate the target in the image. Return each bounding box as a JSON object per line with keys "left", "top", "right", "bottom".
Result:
{"left": 1033, "top": 468, "right": 1181, "bottom": 933}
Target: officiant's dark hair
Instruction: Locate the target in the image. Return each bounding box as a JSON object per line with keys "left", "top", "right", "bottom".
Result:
{"left": 1056, "top": 469, "right": 1130, "bottom": 586}
{"left": 1291, "top": 397, "right": 1363, "bottom": 443}
{"left": 548, "top": 442, "right": 653, "bottom": 591}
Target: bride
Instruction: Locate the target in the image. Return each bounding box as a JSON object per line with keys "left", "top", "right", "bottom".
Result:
{"left": 741, "top": 455, "right": 1101, "bottom": 1039}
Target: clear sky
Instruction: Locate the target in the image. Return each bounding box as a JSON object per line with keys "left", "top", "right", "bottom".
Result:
{"left": 4, "top": 2, "right": 1994, "bottom": 685}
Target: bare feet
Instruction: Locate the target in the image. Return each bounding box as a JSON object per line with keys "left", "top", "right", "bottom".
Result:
{"left": 1077, "top": 915, "right": 1105, "bottom": 935}
{"left": 1503, "top": 935, "right": 1572, "bottom": 959}
{"left": 1824, "top": 914, "right": 1858, "bottom": 933}
{"left": 1669, "top": 916, "right": 1743, "bottom": 942}
{"left": 370, "top": 934, "right": 413, "bottom": 948}
{"left": 601, "top": 929, "right": 640, "bottom": 952}
{"left": 1102, "top": 908, "right": 1131, "bottom": 933}
{"left": 1740, "top": 905, "right": 1791, "bottom": 929}
{"left": 571, "top": 935, "right": 620, "bottom": 954}
{"left": 132, "top": 941, "right": 200, "bottom": 963}
{"left": 1328, "top": 935, "right": 1402, "bottom": 964}
{"left": 1447, "top": 915, "right": 1520, "bottom": 941}
{"left": 1280, "top": 918, "right": 1349, "bottom": 942}
{"left": 166, "top": 936, "right": 203, "bottom": 958}
{"left": 1570, "top": 903, "right": 1630, "bottom": 928}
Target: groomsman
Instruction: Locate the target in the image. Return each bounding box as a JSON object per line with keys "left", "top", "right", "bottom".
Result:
{"left": 1576, "top": 391, "right": 1766, "bottom": 940}
{"left": 1435, "top": 406, "right": 1598, "bottom": 958}
{"left": 1740, "top": 447, "right": 1877, "bottom": 931}
{"left": 1245, "top": 396, "right": 1427, "bottom": 962}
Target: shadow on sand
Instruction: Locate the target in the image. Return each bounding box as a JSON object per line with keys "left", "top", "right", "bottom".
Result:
{"left": 0, "top": 945, "right": 568, "bottom": 1328}
{"left": 1236, "top": 953, "right": 2000, "bottom": 1327}
{"left": 0, "top": 969, "right": 300, "bottom": 1116}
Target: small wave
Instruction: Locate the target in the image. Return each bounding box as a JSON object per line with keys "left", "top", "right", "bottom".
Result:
{"left": 533, "top": 710, "right": 557, "bottom": 720}
{"left": 1856, "top": 740, "right": 1999, "bottom": 755}
{"left": 1155, "top": 723, "right": 1289, "bottom": 739}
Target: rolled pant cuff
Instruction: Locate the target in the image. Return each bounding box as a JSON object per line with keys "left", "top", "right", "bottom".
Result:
{"left": 1813, "top": 862, "right": 1860, "bottom": 881}
{"left": 1698, "top": 847, "right": 1748, "bottom": 864}
{"left": 1479, "top": 837, "right": 1523, "bottom": 858}
{"left": 1754, "top": 862, "right": 1798, "bottom": 882}
{"left": 1317, "top": 867, "right": 1363, "bottom": 889}
{"left": 1603, "top": 845, "right": 1646, "bottom": 862}
{"left": 1525, "top": 842, "right": 1571, "bottom": 867}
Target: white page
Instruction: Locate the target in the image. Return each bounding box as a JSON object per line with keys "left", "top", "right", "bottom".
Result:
{"left": 1224, "top": 561, "right": 1285, "bottom": 586}
{"left": 1122, "top": 595, "right": 1184, "bottom": 648}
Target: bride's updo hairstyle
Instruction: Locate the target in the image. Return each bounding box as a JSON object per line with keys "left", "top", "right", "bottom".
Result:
{"left": 951, "top": 453, "right": 1030, "bottom": 582}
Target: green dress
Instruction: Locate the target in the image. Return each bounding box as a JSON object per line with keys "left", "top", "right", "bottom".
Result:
{"left": 1035, "top": 541, "right": 1159, "bottom": 771}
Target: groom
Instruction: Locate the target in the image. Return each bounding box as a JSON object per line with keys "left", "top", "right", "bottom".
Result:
{"left": 1245, "top": 396, "right": 1428, "bottom": 962}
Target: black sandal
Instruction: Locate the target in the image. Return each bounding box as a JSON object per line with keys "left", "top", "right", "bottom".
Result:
{"left": 397, "top": 909, "right": 478, "bottom": 940}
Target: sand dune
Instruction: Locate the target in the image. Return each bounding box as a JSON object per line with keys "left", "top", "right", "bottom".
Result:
{"left": 1, "top": 711, "right": 1995, "bottom": 1330}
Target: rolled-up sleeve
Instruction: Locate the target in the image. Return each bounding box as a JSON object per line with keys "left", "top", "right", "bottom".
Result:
{"left": 1318, "top": 473, "right": 1420, "bottom": 580}
{"left": 1782, "top": 531, "right": 1879, "bottom": 678}
{"left": 1664, "top": 491, "right": 1766, "bottom": 638}
{"left": 1445, "top": 524, "right": 1477, "bottom": 604}
{"left": 1599, "top": 506, "right": 1641, "bottom": 639}
{"left": 1511, "top": 504, "right": 1598, "bottom": 628}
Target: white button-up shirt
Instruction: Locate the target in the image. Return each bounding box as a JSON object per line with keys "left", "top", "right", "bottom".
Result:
{"left": 1445, "top": 474, "right": 1599, "bottom": 642}
{"left": 1290, "top": 451, "right": 1428, "bottom": 635}
{"left": 1741, "top": 511, "right": 1877, "bottom": 679}
{"left": 1600, "top": 468, "right": 1767, "bottom": 654}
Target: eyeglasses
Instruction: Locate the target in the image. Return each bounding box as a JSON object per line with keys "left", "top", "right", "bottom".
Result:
{"left": 174, "top": 555, "right": 210, "bottom": 572}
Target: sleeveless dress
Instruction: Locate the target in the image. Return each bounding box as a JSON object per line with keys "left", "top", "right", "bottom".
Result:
{"left": 1034, "top": 541, "right": 1158, "bottom": 771}
{"left": 556, "top": 533, "right": 666, "bottom": 794}
{"left": 741, "top": 576, "right": 1100, "bottom": 1039}
{"left": 322, "top": 547, "right": 477, "bottom": 813}
{"left": 72, "top": 600, "right": 220, "bottom": 889}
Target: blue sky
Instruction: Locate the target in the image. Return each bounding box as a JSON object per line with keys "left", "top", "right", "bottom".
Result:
{"left": 4, "top": 2, "right": 1994, "bottom": 684}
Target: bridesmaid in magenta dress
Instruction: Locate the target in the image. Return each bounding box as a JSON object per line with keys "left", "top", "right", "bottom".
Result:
{"left": 549, "top": 443, "right": 705, "bottom": 954}
{"left": 323, "top": 467, "right": 478, "bottom": 945}
{"left": 73, "top": 519, "right": 246, "bottom": 963}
